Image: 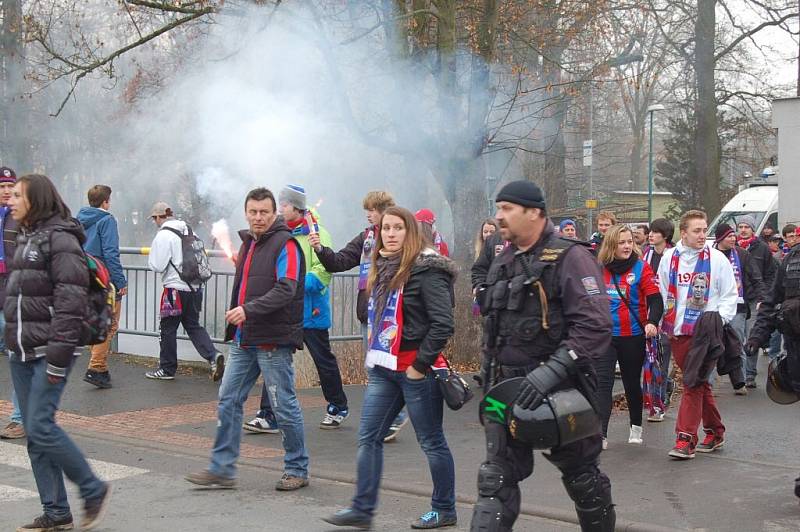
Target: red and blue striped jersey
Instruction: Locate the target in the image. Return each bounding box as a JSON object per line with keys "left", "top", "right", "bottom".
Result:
{"left": 603, "top": 260, "right": 659, "bottom": 337}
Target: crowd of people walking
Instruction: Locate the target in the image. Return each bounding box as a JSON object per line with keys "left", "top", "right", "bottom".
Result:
{"left": 2, "top": 169, "right": 799, "bottom": 531}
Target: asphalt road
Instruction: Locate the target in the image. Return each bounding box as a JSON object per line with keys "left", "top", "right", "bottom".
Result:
{"left": 1, "top": 352, "right": 799, "bottom": 531}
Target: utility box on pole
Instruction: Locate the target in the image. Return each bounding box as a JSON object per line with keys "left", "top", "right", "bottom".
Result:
{"left": 772, "top": 97, "right": 800, "bottom": 227}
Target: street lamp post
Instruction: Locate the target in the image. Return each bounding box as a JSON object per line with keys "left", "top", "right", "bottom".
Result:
{"left": 646, "top": 104, "right": 665, "bottom": 222}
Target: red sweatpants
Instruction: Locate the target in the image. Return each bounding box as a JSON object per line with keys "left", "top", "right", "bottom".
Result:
{"left": 670, "top": 335, "right": 725, "bottom": 444}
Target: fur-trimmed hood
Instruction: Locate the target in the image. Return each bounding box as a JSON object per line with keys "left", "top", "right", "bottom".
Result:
{"left": 413, "top": 248, "right": 458, "bottom": 279}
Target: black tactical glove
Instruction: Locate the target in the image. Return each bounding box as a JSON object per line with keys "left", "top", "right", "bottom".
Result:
{"left": 515, "top": 347, "right": 577, "bottom": 411}
{"left": 744, "top": 338, "right": 761, "bottom": 358}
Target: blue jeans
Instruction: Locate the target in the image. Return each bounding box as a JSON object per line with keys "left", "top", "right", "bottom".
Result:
{"left": 1, "top": 311, "right": 23, "bottom": 424}
{"left": 10, "top": 355, "right": 105, "bottom": 519}
{"left": 351, "top": 366, "right": 455, "bottom": 517}
{"left": 768, "top": 330, "right": 783, "bottom": 360}
{"left": 741, "top": 308, "right": 759, "bottom": 380}
{"left": 257, "top": 328, "right": 348, "bottom": 417}
{"left": 209, "top": 345, "right": 308, "bottom": 479}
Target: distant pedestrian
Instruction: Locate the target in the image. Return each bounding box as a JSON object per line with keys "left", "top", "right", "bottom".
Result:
{"left": 77, "top": 185, "right": 127, "bottom": 389}
{"left": 244, "top": 184, "right": 349, "bottom": 433}
{"left": 308, "top": 191, "right": 410, "bottom": 439}
{"left": 473, "top": 218, "right": 497, "bottom": 259}
{"left": 596, "top": 225, "right": 662, "bottom": 447}
{"left": 657, "top": 210, "right": 738, "bottom": 459}
{"left": 737, "top": 215, "right": 779, "bottom": 382}
{"left": 0, "top": 166, "right": 23, "bottom": 440}
{"left": 589, "top": 211, "right": 616, "bottom": 252}
{"left": 323, "top": 207, "right": 457, "bottom": 530}
{"left": 559, "top": 218, "right": 577, "bottom": 239}
{"left": 7, "top": 174, "right": 112, "bottom": 531}
{"left": 145, "top": 201, "right": 223, "bottom": 381}
{"left": 186, "top": 187, "right": 309, "bottom": 491}
{"left": 711, "top": 223, "right": 766, "bottom": 396}
{"left": 781, "top": 224, "right": 797, "bottom": 258}
{"left": 632, "top": 223, "right": 649, "bottom": 247}
{"left": 642, "top": 217, "right": 675, "bottom": 414}
{"left": 415, "top": 208, "right": 449, "bottom": 256}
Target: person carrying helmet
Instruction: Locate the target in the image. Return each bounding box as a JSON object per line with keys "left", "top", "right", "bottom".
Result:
{"left": 746, "top": 225, "right": 800, "bottom": 500}
{"left": 470, "top": 180, "right": 615, "bottom": 532}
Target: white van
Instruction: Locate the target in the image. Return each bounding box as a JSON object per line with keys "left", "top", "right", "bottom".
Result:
{"left": 707, "top": 184, "right": 779, "bottom": 241}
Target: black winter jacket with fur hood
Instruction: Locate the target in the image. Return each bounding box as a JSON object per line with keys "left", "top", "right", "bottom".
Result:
{"left": 397, "top": 250, "right": 458, "bottom": 374}
{"left": 4, "top": 215, "right": 89, "bottom": 376}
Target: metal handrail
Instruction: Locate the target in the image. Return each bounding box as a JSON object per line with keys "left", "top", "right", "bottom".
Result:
{"left": 116, "top": 248, "right": 362, "bottom": 346}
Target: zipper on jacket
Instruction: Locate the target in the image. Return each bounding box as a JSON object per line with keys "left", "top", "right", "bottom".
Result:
{"left": 16, "top": 239, "right": 31, "bottom": 362}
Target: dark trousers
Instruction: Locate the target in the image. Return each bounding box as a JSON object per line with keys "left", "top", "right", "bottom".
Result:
{"left": 258, "top": 328, "right": 348, "bottom": 417}
{"left": 474, "top": 420, "right": 606, "bottom": 530}
{"left": 785, "top": 336, "right": 800, "bottom": 392}
{"left": 596, "top": 335, "right": 646, "bottom": 435}
{"left": 159, "top": 289, "right": 216, "bottom": 376}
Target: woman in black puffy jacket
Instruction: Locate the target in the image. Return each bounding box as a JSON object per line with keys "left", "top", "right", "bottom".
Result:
{"left": 324, "top": 206, "right": 458, "bottom": 530}
{"left": 6, "top": 174, "right": 111, "bottom": 531}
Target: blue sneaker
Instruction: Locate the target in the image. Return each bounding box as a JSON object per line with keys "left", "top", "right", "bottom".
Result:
{"left": 243, "top": 415, "right": 278, "bottom": 434}
{"left": 411, "top": 510, "right": 457, "bottom": 529}
{"left": 320, "top": 404, "right": 349, "bottom": 429}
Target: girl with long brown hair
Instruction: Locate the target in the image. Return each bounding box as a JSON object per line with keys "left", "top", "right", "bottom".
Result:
{"left": 324, "top": 206, "right": 458, "bottom": 530}
{"left": 596, "top": 225, "right": 663, "bottom": 448}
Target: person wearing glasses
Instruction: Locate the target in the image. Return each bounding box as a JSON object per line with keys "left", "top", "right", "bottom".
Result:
{"left": 145, "top": 201, "right": 223, "bottom": 381}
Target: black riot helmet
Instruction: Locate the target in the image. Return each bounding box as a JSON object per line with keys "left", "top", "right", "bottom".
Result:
{"left": 480, "top": 377, "right": 601, "bottom": 449}
{"left": 766, "top": 355, "right": 800, "bottom": 405}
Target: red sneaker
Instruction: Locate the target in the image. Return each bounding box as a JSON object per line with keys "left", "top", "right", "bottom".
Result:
{"left": 668, "top": 433, "right": 696, "bottom": 460}
{"left": 696, "top": 431, "right": 724, "bottom": 453}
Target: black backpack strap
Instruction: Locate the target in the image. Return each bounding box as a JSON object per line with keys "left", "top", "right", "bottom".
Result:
{"left": 159, "top": 226, "right": 183, "bottom": 239}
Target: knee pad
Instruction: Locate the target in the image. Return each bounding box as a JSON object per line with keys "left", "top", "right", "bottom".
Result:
{"left": 470, "top": 496, "right": 511, "bottom": 532}
{"left": 563, "top": 468, "right": 615, "bottom": 532}
{"left": 477, "top": 462, "right": 507, "bottom": 497}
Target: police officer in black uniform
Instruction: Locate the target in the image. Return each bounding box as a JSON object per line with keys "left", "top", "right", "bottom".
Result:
{"left": 746, "top": 228, "right": 800, "bottom": 499}
{"left": 470, "top": 181, "right": 615, "bottom": 532}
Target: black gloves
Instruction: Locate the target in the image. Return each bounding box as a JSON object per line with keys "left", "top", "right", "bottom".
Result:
{"left": 744, "top": 339, "right": 761, "bottom": 358}
{"left": 515, "top": 347, "right": 577, "bottom": 410}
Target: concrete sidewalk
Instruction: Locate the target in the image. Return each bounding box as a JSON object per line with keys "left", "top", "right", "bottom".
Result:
{"left": 1, "top": 352, "right": 798, "bottom": 531}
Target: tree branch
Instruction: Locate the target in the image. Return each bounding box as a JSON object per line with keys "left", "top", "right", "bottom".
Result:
{"left": 715, "top": 12, "right": 799, "bottom": 61}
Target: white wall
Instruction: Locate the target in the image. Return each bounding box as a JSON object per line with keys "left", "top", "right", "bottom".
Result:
{"left": 773, "top": 97, "right": 800, "bottom": 228}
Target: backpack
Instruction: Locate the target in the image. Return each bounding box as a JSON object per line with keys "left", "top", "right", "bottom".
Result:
{"left": 81, "top": 253, "right": 116, "bottom": 346}
{"left": 35, "top": 228, "right": 116, "bottom": 346}
{"left": 160, "top": 224, "right": 213, "bottom": 288}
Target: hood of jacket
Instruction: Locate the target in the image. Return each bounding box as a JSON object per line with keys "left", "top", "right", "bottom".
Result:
{"left": 238, "top": 217, "right": 290, "bottom": 244}
{"left": 411, "top": 249, "right": 458, "bottom": 279}
{"left": 76, "top": 207, "right": 111, "bottom": 230}
{"left": 30, "top": 215, "right": 87, "bottom": 246}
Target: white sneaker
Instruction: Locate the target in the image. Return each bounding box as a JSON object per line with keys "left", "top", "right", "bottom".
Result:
{"left": 242, "top": 416, "right": 279, "bottom": 434}
{"left": 628, "top": 425, "right": 643, "bottom": 444}
{"left": 602, "top": 437, "right": 608, "bottom": 450}
{"left": 647, "top": 408, "right": 666, "bottom": 422}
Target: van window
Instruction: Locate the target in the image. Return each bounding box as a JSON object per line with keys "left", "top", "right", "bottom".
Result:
{"left": 708, "top": 211, "right": 766, "bottom": 237}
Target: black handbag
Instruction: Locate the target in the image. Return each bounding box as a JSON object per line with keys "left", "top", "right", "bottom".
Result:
{"left": 435, "top": 357, "right": 474, "bottom": 411}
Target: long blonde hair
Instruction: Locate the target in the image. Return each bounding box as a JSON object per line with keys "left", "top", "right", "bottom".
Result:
{"left": 366, "top": 207, "right": 425, "bottom": 292}
{"left": 597, "top": 225, "right": 641, "bottom": 265}
{"left": 474, "top": 218, "right": 498, "bottom": 259}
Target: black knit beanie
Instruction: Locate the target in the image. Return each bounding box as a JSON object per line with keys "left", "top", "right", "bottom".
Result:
{"left": 495, "top": 180, "right": 546, "bottom": 209}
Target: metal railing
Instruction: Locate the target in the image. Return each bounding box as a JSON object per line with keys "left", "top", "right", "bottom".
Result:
{"left": 116, "top": 248, "right": 362, "bottom": 346}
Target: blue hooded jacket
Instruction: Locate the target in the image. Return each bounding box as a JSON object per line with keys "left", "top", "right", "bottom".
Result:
{"left": 76, "top": 207, "right": 127, "bottom": 291}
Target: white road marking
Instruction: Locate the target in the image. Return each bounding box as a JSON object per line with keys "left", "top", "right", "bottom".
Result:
{"left": 0, "top": 484, "right": 39, "bottom": 501}
{"left": 0, "top": 441, "right": 148, "bottom": 481}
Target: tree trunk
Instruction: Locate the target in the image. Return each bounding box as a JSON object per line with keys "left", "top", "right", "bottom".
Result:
{"left": 0, "top": 0, "right": 31, "bottom": 170}
{"left": 541, "top": 49, "right": 568, "bottom": 209}
{"left": 630, "top": 129, "right": 644, "bottom": 191}
{"left": 695, "top": 0, "right": 721, "bottom": 217}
